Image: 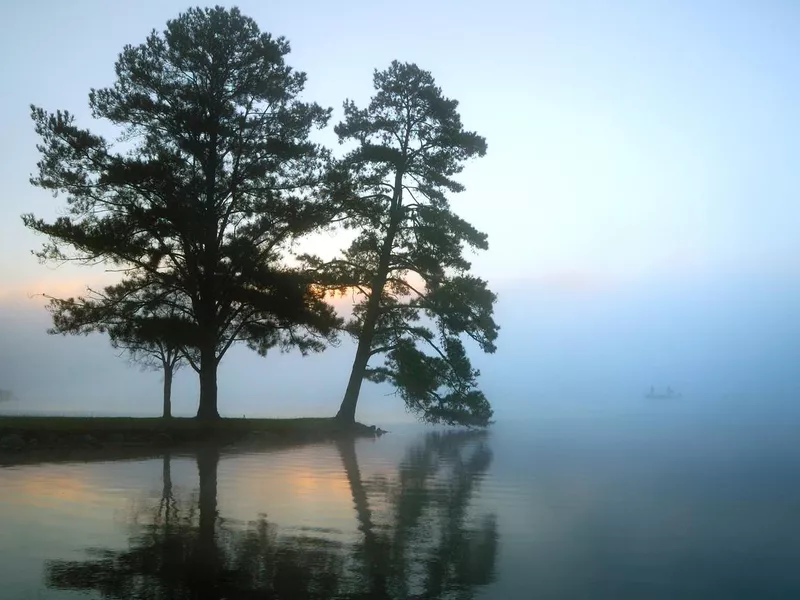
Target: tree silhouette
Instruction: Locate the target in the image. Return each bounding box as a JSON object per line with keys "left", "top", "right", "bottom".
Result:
{"left": 45, "top": 448, "right": 346, "bottom": 599}
{"left": 45, "top": 450, "right": 222, "bottom": 599}
{"left": 337, "top": 438, "right": 393, "bottom": 597}
{"left": 305, "top": 61, "right": 498, "bottom": 426}
{"left": 23, "top": 6, "right": 341, "bottom": 419}
{"left": 337, "top": 430, "right": 498, "bottom": 598}
{"left": 49, "top": 290, "right": 194, "bottom": 418}
{"left": 45, "top": 431, "right": 498, "bottom": 599}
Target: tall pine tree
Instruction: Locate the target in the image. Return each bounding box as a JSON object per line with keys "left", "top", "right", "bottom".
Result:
{"left": 23, "top": 7, "right": 340, "bottom": 419}
{"left": 306, "top": 62, "right": 499, "bottom": 426}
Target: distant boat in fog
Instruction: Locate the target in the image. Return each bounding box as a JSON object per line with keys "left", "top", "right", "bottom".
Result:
{"left": 645, "top": 385, "right": 681, "bottom": 399}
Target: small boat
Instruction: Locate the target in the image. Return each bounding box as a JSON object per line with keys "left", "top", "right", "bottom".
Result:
{"left": 645, "top": 386, "right": 681, "bottom": 399}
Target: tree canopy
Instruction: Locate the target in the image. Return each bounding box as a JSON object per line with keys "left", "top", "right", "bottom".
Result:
{"left": 23, "top": 8, "right": 499, "bottom": 426}
{"left": 306, "top": 61, "right": 499, "bottom": 427}
{"left": 24, "top": 6, "right": 342, "bottom": 419}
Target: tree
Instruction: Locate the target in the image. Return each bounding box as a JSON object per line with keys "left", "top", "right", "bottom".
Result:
{"left": 306, "top": 62, "right": 499, "bottom": 427}
{"left": 111, "top": 312, "right": 187, "bottom": 420}
{"left": 23, "top": 6, "right": 341, "bottom": 419}
{"left": 48, "top": 288, "right": 193, "bottom": 418}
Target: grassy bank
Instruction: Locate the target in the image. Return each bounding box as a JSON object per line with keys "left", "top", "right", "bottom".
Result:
{"left": 0, "top": 416, "right": 386, "bottom": 466}
{"left": 0, "top": 415, "right": 379, "bottom": 434}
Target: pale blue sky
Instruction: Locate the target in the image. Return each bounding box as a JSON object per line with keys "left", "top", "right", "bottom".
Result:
{"left": 1, "top": 1, "right": 798, "bottom": 420}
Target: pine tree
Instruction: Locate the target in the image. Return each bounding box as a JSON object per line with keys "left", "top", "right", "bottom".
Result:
{"left": 306, "top": 62, "right": 499, "bottom": 426}
{"left": 23, "top": 7, "right": 340, "bottom": 419}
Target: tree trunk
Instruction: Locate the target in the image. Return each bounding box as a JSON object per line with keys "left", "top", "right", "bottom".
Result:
{"left": 197, "top": 122, "right": 220, "bottom": 422}
{"left": 196, "top": 344, "right": 219, "bottom": 420}
{"left": 197, "top": 446, "right": 219, "bottom": 546}
{"left": 337, "top": 172, "right": 405, "bottom": 423}
{"left": 336, "top": 438, "right": 389, "bottom": 596}
{"left": 162, "top": 451, "right": 172, "bottom": 501}
{"left": 337, "top": 293, "right": 383, "bottom": 423}
{"left": 162, "top": 367, "right": 173, "bottom": 419}
{"left": 193, "top": 446, "right": 220, "bottom": 591}
{"left": 160, "top": 451, "right": 174, "bottom": 528}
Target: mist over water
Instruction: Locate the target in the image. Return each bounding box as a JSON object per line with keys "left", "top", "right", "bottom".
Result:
{"left": 3, "top": 267, "right": 799, "bottom": 422}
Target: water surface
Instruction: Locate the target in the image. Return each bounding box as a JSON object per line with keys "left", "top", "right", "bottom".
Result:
{"left": 2, "top": 404, "right": 800, "bottom": 599}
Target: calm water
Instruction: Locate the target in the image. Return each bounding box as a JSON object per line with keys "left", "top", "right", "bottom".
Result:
{"left": 2, "top": 403, "right": 800, "bottom": 599}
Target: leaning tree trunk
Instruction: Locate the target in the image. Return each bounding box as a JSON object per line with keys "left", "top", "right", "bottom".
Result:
{"left": 336, "top": 439, "right": 390, "bottom": 596}
{"left": 336, "top": 175, "right": 404, "bottom": 424}
{"left": 337, "top": 289, "right": 383, "bottom": 423}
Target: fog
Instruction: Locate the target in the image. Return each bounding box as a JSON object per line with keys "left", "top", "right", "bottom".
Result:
{"left": 1, "top": 0, "right": 798, "bottom": 426}
{"left": 487, "top": 271, "right": 800, "bottom": 404}
{"left": 2, "top": 265, "right": 797, "bottom": 424}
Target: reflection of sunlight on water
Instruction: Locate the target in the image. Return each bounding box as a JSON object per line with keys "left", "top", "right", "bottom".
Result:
{"left": 3, "top": 413, "right": 800, "bottom": 597}
{"left": 7, "top": 471, "right": 95, "bottom": 508}
{"left": 0, "top": 464, "right": 138, "bottom": 595}
{"left": 0, "top": 464, "right": 139, "bottom": 516}
{"left": 218, "top": 444, "right": 360, "bottom": 537}
{"left": 1, "top": 429, "right": 498, "bottom": 599}
{"left": 0, "top": 444, "right": 401, "bottom": 554}
{"left": 0, "top": 428, "right": 548, "bottom": 600}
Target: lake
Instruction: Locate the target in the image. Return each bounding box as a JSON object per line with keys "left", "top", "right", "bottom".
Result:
{"left": 2, "top": 402, "right": 800, "bottom": 599}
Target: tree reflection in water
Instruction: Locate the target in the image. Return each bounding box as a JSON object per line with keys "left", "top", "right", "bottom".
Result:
{"left": 44, "top": 431, "right": 498, "bottom": 599}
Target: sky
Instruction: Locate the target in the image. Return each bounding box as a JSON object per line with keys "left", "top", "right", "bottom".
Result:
{"left": 0, "top": 0, "right": 799, "bottom": 421}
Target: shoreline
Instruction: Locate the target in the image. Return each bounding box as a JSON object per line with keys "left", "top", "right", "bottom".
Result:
{"left": 0, "top": 416, "right": 388, "bottom": 466}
